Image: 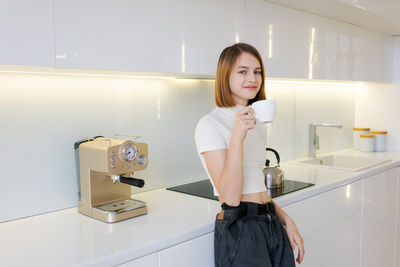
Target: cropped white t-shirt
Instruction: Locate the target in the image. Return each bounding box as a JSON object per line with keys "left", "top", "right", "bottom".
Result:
{"left": 195, "top": 105, "right": 267, "bottom": 196}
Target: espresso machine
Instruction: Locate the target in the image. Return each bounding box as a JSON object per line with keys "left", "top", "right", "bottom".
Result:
{"left": 74, "top": 136, "right": 148, "bottom": 223}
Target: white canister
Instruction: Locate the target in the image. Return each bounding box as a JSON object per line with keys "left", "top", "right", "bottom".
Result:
{"left": 371, "top": 131, "right": 387, "bottom": 152}
{"left": 359, "top": 134, "right": 375, "bottom": 152}
{"left": 353, "top": 128, "right": 370, "bottom": 149}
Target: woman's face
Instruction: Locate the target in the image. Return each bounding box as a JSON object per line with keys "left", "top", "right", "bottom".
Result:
{"left": 228, "top": 52, "right": 262, "bottom": 106}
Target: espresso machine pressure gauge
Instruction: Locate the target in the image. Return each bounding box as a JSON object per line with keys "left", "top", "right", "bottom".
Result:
{"left": 120, "top": 142, "right": 137, "bottom": 162}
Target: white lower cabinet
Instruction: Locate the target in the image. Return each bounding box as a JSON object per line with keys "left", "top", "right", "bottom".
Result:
{"left": 301, "top": 213, "right": 361, "bottom": 267}
{"left": 159, "top": 232, "right": 214, "bottom": 267}
{"left": 361, "top": 167, "right": 398, "bottom": 267}
{"left": 397, "top": 168, "right": 400, "bottom": 267}
{"left": 119, "top": 233, "right": 214, "bottom": 267}
{"left": 282, "top": 180, "right": 362, "bottom": 238}
{"left": 119, "top": 167, "right": 400, "bottom": 267}
{"left": 118, "top": 253, "right": 159, "bottom": 267}
{"left": 283, "top": 180, "right": 362, "bottom": 267}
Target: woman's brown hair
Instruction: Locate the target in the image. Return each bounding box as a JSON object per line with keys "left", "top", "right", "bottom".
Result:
{"left": 215, "top": 43, "right": 266, "bottom": 107}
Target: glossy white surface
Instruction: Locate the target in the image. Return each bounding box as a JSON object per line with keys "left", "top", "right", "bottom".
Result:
{"left": 355, "top": 82, "right": 400, "bottom": 151}
{"left": 297, "top": 154, "right": 391, "bottom": 172}
{"left": 0, "top": 68, "right": 364, "bottom": 222}
{"left": 299, "top": 213, "right": 361, "bottom": 267}
{"left": 0, "top": 189, "right": 220, "bottom": 267}
{"left": 396, "top": 168, "right": 400, "bottom": 267}
{"left": 265, "top": 0, "right": 400, "bottom": 35}
{"left": 53, "top": 0, "right": 394, "bottom": 81}
{"left": 0, "top": 71, "right": 214, "bottom": 222}
{"left": 325, "top": 245, "right": 361, "bottom": 267}
{"left": 0, "top": 0, "right": 55, "bottom": 66}
{"left": 394, "top": 36, "right": 400, "bottom": 83}
{"left": 266, "top": 80, "right": 356, "bottom": 160}
{"left": 118, "top": 253, "right": 158, "bottom": 267}
{"left": 283, "top": 180, "right": 362, "bottom": 238}
{"left": 336, "top": 0, "right": 400, "bottom": 27}
{"left": 361, "top": 167, "right": 398, "bottom": 267}
{"left": 159, "top": 233, "right": 214, "bottom": 267}
{"left": 1, "top": 150, "right": 399, "bottom": 266}
{"left": 54, "top": 0, "right": 244, "bottom": 75}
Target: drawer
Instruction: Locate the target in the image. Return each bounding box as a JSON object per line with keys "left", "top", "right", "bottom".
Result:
{"left": 283, "top": 180, "right": 362, "bottom": 238}
{"left": 300, "top": 213, "right": 361, "bottom": 267}
{"left": 159, "top": 233, "right": 214, "bottom": 267}
{"left": 118, "top": 253, "right": 159, "bottom": 267}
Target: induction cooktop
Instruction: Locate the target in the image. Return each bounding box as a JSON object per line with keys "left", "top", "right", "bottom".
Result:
{"left": 167, "top": 179, "right": 314, "bottom": 201}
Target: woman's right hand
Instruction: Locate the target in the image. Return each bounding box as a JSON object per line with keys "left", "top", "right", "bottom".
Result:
{"left": 232, "top": 106, "right": 257, "bottom": 141}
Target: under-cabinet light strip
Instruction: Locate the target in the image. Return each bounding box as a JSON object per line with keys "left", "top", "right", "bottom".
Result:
{"left": 0, "top": 68, "right": 369, "bottom": 86}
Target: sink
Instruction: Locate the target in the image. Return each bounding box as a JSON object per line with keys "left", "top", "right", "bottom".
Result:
{"left": 297, "top": 155, "right": 391, "bottom": 172}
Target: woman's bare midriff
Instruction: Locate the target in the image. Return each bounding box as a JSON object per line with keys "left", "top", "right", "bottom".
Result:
{"left": 218, "top": 191, "right": 272, "bottom": 205}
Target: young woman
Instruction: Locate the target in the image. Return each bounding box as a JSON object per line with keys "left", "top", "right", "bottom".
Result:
{"left": 195, "top": 43, "right": 304, "bottom": 266}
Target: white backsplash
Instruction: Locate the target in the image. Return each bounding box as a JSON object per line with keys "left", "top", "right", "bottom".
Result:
{"left": 267, "top": 80, "right": 356, "bottom": 161}
{"left": 393, "top": 36, "right": 400, "bottom": 83}
{"left": 0, "top": 72, "right": 357, "bottom": 222}
{"left": 355, "top": 83, "right": 400, "bottom": 151}
{"left": 0, "top": 72, "right": 215, "bottom": 222}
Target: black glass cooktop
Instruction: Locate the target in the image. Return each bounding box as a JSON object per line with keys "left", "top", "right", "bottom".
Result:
{"left": 167, "top": 179, "right": 314, "bottom": 201}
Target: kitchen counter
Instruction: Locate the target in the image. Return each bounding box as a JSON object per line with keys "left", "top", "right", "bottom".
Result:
{"left": 1, "top": 149, "right": 400, "bottom": 267}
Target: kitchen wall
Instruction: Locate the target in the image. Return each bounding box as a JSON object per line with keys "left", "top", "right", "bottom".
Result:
{"left": 0, "top": 71, "right": 214, "bottom": 222}
{"left": 267, "top": 80, "right": 355, "bottom": 159}
{"left": 355, "top": 82, "right": 400, "bottom": 151}
{"left": 0, "top": 69, "right": 355, "bottom": 222}
{"left": 394, "top": 36, "right": 400, "bottom": 83}
{"left": 1, "top": 0, "right": 398, "bottom": 222}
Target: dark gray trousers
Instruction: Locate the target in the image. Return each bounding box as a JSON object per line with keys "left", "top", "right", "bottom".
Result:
{"left": 214, "top": 202, "right": 295, "bottom": 267}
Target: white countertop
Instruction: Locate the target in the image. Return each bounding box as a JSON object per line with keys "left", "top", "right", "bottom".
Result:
{"left": 2, "top": 149, "right": 400, "bottom": 267}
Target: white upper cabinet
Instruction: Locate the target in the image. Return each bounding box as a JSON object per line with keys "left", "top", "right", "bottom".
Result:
{"left": 175, "top": 0, "right": 246, "bottom": 75}
{"left": 0, "top": 0, "right": 392, "bottom": 81}
{"left": 54, "top": 0, "right": 244, "bottom": 75}
{"left": 53, "top": 0, "right": 393, "bottom": 81}
{"left": 0, "top": 0, "right": 55, "bottom": 67}
{"left": 54, "top": 0, "right": 183, "bottom": 73}
{"left": 243, "top": 0, "right": 393, "bottom": 82}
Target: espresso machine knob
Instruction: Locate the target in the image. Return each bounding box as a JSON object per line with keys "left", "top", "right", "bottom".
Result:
{"left": 138, "top": 155, "right": 148, "bottom": 166}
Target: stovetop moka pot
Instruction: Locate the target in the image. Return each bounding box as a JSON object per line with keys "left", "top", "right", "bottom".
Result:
{"left": 263, "top": 147, "right": 284, "bottom": 188}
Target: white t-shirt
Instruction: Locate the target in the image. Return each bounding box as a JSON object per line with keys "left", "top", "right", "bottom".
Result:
{"left": 195, "top": 105, "right": 267, "bottom": 196}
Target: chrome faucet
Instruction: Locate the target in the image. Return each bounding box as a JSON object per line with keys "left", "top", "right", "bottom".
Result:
{"left": 308, "top": 123, "right": 343, "bottom": 158}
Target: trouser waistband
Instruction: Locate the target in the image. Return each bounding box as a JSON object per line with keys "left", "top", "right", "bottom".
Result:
{"left": 221, "top": 201, "right": 277, "bottom": 218}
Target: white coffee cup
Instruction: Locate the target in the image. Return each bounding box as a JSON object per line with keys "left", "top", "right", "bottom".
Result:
{"left": 251, "top": 99, "right": 276, "bottom": 123}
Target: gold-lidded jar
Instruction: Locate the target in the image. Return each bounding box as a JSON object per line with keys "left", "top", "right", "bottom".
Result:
{"left": 371, "top": 131, "right": 388, "bottom": 152}
{"left": 359, "top": 134, "right": 375, "bottom": 152}
{"left": 353, "top": 128, "right": 370, "bottom": 150}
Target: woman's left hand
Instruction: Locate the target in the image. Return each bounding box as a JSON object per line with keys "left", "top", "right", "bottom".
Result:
{"left": 285, "top": 218, "right": 304, "bottom": 264}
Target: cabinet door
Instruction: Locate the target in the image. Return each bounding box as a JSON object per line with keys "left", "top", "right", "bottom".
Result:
{"left": 118, "top": 253, "right": 159, "bottom": 267}
{"left": 362, "top": 167, "right": 398, "bottom": 267}
{"left": 159, "top": 232, "right": 213, "bottom": 267}
{"left": 54, "top": 0, "right": 181, "bottom": 73}
{"left": 299, "top": 213, "right": 361, "bottom": 267}
{"left": 0, "top": 0, "right": 54, "bottom": 66}
{"left": 54, "top": 0, "right": 244, "bottom": 75}
{"left": 396, "top": 167, "right": 400, "bottom": 267}
{"left": 283, "top": 180, "right": 362, "bottom": 238}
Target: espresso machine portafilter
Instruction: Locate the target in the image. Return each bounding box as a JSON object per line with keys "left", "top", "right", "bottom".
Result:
{"left": 74, "top": 136, "right": 148, "bottom": 223}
